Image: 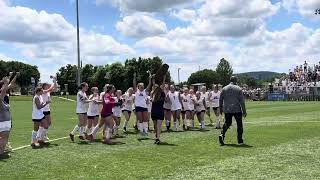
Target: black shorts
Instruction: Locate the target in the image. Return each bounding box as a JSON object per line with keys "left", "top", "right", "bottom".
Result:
{"left": 43, "top": 111, "right": 51, "bottom": 116}
{"left": 135, "top": 106, "right": 148, "bottom": 112}
{"left": 32, "top": 118, "right": 44, "bottom": 122}
{"left": 151, "top": 112, "right": 164, "bottom": 121}
{"left": 196, "top": 110, "right": 205, "bottom": 115}
{"left": 88, "top": 115, "right": 99, "bottom": 119}
{"left": 164, "top": 108, "right": 171, "bottom": 112}
{"left": 77, "top": 113, "right": 87, "bottom": 115}
{"left": 212, "top": 107, "right": 219, "bottom": 111}
{"left": 122, "top": 110, "right": 132, "bottom": 114}
{"left": 101, "top": 113, "right": 113, "bottom": 118}
{"left": 181, "top": 110, "right": 191, "bottom": 114}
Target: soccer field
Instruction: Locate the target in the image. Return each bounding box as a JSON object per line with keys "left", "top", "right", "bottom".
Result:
{"left": 1, "top": 96, "right": 320, "bottom": 179}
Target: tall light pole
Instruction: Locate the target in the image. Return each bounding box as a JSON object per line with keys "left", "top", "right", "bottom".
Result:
{"left": 76, "top": 0, "right": 81, "bottom": 86}
{"left": 178, "top": 68, "right": 181, "bottom": 85}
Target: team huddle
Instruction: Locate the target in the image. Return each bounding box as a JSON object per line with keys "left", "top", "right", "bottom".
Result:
{"left": 31, "top": 73, "right": 224, "bottom": 146}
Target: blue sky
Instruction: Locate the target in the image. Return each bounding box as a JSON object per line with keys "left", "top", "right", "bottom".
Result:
{"left": 0, "top": 0, "right": 320, "bottom": 83}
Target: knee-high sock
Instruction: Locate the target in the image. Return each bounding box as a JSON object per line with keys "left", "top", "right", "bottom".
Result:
{"left": 41, "top": 129, "right": 48, "bottom": 141}
{"left": 105, "top": 127, "right": 112, "bottom": 139}
{"left": 90, "top": 124, "right": 101, "bottom": 136}
{"left": 142, "top": 122, "right": 148, "bottom": 133}
{"left": 201, "top": 121, "right": 205, "bottom": 129}
{"left": 70, "top": 125, "right": 79, "bottom": 135}
{"left": 123, "top": 120, "right": 129, "bottom": 129}
{"left": 166, "top": 120, "right": 170, "bottom": 127}
{"left": 186, "top": 119, "right": 190, "bottom": 126}
{"left": 31, "top": 130, "right": 38, "bottom": 144}
{"left": 138, "top": 122, "right": 143, "bottom": 133}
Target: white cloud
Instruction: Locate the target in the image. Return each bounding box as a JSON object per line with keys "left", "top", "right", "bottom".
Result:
{"left": 116, "top": 15, "right": 167, "bottom": 38}
{"left": 97, "top": 0, "right": 197, "bottom": 12}
{"left": 0, "top": 0, "right": 135, "bottom": 82}
{"left": 282, "top": 0, "right": 320, "bottom": 18}
{"left": 172, "top": 9, "right": 197, "bottom": 21}
{"left": 0, "top": 53, "right": 13, "bottom": 61}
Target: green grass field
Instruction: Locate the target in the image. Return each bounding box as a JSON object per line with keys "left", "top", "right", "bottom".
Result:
{"left": 1, "top": 96, "right": 320, "bottom": 179}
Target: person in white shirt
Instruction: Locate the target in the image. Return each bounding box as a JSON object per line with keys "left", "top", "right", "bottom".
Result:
{"left": 189, "top": 89, "right": 196, "bottom": 128}
{"left": 122, "top": 88, "right": 135, "bottom": 133}
{"left": 112, "top": 90, "right": 123, "bottom": 136}
{"left": 195, "top": 91, "right": 206, "bottom": 130}
{"left": 31, "top": 87, "right": 51, "bottom": 148}
{"left": 133, "top": 73, "right": 153, "bottom": 136}
{"left": 69, "top": 82, "right": 90, "bottom": 142}
{"left": 40, "top": 76, "right": 58, "bottom": 141}
{"left": 86, "top": 87, "right": 100, "bottom": 139}
{"left": 181, "top": 88, "right": 192, "bottom": 130}
{"left": 201, "top": 86, "right": 212, "bottom": 125}
{"left": 169, "top": 85, "right": 182, "bottom": 131}
{"left": 210, "top": 84, "right": 222, "bottom": 129}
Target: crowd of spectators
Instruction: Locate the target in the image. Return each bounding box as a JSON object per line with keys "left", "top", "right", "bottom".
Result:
{"left": 286, "top": 61, "right": 320, "bottom": 85}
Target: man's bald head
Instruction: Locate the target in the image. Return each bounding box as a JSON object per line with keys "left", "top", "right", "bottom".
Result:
{"left": 230, "top": 76, "right": 238, "bottom": 83}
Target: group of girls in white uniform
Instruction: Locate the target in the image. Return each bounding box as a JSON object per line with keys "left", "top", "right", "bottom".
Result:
{"left": 30, "top": 74, "right": 222, "bottom": 147}
{"left": 31, "top": 77, "right": 57, "bottom": 148}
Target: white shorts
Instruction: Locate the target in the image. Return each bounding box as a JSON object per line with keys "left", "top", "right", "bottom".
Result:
{"left": 0, "top": 121, "right": 11, "bottom": 132}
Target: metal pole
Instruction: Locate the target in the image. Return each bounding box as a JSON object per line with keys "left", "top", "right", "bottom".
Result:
{"left": 76, "top": 0, "right": 81, "bottom": 86}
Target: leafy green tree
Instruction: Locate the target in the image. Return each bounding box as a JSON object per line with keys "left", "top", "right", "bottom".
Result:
{"left": 0, "top": 60, "right": 40, "bottom": 94}
{"left": 56, "top": 64, "right": 78, "bottom": 94}
{"left": 216, "top": 58, "right": 233, "bottom": 86}
{"left": 187, "top": 69, "right": 218, "bottom": 88}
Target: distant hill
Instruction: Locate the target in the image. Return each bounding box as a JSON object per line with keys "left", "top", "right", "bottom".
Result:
{"left": 234, "top": 71, "right": 286, "bottom": 81}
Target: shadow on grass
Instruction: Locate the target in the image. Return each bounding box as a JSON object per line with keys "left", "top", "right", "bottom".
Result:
{"left": 111, "top": 135, "right": 126, "bottom": 139}
{"left": 224, "top": 144, "right": 253, "bottom": 148}
{"left": 137, "top": 137, "right": 152, "bottom": 141}
{"left": 106, "top": 141, "right": 126, "bottom": 146}
{"left": 157, "top": 142, "right": 178, "bottom": 146}
{"left": 77, "top": 141, "right": 91, "bottom": 145}
{"left": 125, "top": 131, "right": 139, "bottom": 135}
{"left": 199, "top": 129, "right": 211, "bottom": 132}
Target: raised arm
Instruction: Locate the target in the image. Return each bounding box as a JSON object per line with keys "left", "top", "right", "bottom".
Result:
{"left": 43, "top": 77, "right": 58, "bottom": 93}
{"left": 133, "top": 73, "right": 137, "bottom": 92}
{"left": 146, "top": 74, "right": 153, "bottom": 93}
{"left": 35, "top": 96, "right": 49, "bottom": 109}
{"left": 0, "top": 77, "right": 10, "bottom": 100}
{"left": 7, "top": 72, "right": 19, "bottom": 90}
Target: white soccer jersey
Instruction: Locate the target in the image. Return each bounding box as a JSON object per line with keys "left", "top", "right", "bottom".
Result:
{"left": 195, "top": 98, "right": 206, "bottom": 112}
{"left": 32, "top": 95, "right": 44, "bottom": 120}
{"left": 210, "top": 91, "right": 221, "bottom": 108}
{"left": 112, "top": 97, "right": 122, "bottom": 117}
{"left": 135, "top": 90, "right": 148, "bottom": 108}
{"left": 41, "top": 92, "right": 51, "bottom": 112}
{"left": 201, "top": 92, "right": 210, "bottom": 104}
{"left": 87, "top": 94, "right": 100, "bottom": 116}
{"left": 189, "top": 94, "right": 195, "bottom": 111}
{"left": 181, "top": 94, "right": 191, "bottom": 111}
{"left": 169, "top": 91, "right": 182, "bottom": 111}
{"left": 123, "top": 93, "right": 135, "bottom": 111}
{"left": 76, "top": 91, "right": 88, "bottom": 114}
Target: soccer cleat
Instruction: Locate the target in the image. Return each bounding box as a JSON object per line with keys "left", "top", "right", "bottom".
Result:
{"left": 87, "top": 134, "right": 94, "bottom": 141}
{"left": 219, "top": 135, "right": 225, "bottom": 146}
{"left": 102, "top": 139, "right": 112, "bottom": 145}
{"left": 0, "top": 152, "right": 10, "bottom": 159}
{"left": 123, "top": 127, "right": 127, "bottom": 133}
{"left": 183, "top": 124, "right": 186, "bottom": 131}
{"left": 154, "top": 139, "right": 160, "bottom": 145}
{"left": 69, "top": 134, "right": 74, "bottom": 142}
{"left": 238, "top": 139, "right": 244, "bottom": 145}
{"left": 78, "top": 135, "right": 85, "bottom": 141}
{"left": 31, "top": 142, "right": 40, "bottom": 149}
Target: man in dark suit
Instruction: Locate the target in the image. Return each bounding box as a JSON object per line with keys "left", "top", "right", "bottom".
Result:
{"left": 219, "top": 76, "right": 247, "bottom": 145}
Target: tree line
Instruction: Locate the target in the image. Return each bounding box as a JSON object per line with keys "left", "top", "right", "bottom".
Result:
{"left": 56, "top": 57, "right": 171, "bottom": 94}
{"left": 0, "top": 60, "right": 40, "bottom": 95}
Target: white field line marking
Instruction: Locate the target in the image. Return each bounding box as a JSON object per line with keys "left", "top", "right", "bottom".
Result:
{"left": 55, "top": 96, "right": 76, "bottom": 102}
{"left": 11, "top": 120, "right": 320, "bottom": 151}
{"left": 12, "top": 136, "right": 69, "bottom": 151}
